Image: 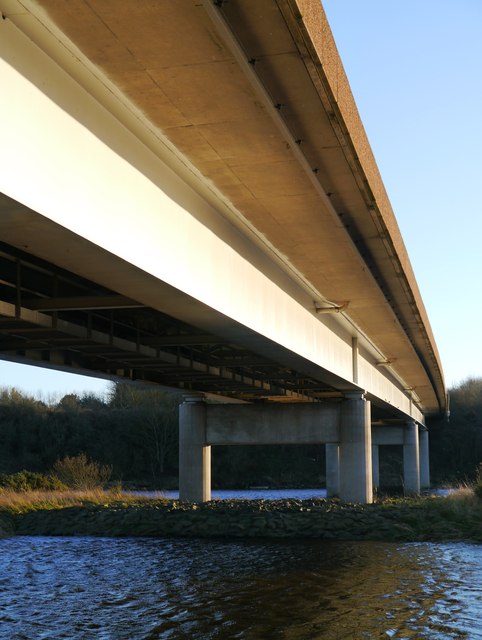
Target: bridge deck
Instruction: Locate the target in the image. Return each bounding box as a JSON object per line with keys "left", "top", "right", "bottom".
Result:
{"left": 0, "top": 0, "right": 445, "bottom": 419}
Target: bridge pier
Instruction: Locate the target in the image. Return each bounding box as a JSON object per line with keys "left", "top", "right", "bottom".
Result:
{"left": 419, "top": 427, "right": 430, "bottom": 489}
{"left": 403, "top": 420, "right": 420, "bottom": 495}
{"left": 372, "top": 445, "right": 380, "bottom": 492}
{"left": 339, "top": 393, "right": 373, "bottom": 503}
{"left": 325, "top": 444, "right": 340, "bottom": 498}
{"left": 179, "top": 396, "right": 211, "bottom": 502}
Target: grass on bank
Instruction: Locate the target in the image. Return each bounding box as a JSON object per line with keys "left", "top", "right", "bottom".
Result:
{"left": 0, "top": 483, "right": 481, "bottom": 512}
{"left": 377, "top": 485, "right": 482, "bottom": 541}
{"left": 427, "top": 484, "right": 482, "bottom": 518}
{"left": 0, "top": 488, "right": 166, "bottom": 514}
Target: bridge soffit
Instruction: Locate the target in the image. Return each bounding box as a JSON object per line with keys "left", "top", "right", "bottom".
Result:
{"left": 0, "top": 0, "right": 443, "bottom": 418}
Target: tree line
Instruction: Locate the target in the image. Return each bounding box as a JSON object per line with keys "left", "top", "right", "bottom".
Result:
{"left": 0, "top": 384, "right": 180, "bottom": 488}
{"left": 0, "top": 377, "right": 481, "bottom": 488}
{"left": 0, "top": 383, "right": 324, "bottom": 488}
{"left": 429, "top": 377, "right": 482, "bottom": 484}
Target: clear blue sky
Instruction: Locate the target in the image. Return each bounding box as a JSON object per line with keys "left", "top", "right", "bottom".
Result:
{"left": 1, "top": 1, "right": 480, "bottom": 398}
{"left": 322, "top": 0, "right": 482, "bottom": 388}
{"left": 0, "top": 360, "right": 111, "bottom": 402}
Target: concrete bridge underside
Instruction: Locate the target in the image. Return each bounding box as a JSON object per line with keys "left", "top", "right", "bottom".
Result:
{"left": 0, "top": 0, "right": 445, "bottom": 502}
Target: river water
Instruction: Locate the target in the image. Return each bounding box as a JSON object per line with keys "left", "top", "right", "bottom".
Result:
{"left": 1, "top": 492, "right": 481, "bottom": 639}
{"left": 163, "top": 488, "right": 329, "bottom": 500}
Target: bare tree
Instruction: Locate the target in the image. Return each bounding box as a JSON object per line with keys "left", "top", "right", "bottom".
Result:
{"left": 109, "top": 383, "right": 180, "bottom": 483}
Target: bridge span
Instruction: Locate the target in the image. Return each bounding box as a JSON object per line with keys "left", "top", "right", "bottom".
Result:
{"left": 0, "top": 0, "right": 446, "bottom": 502}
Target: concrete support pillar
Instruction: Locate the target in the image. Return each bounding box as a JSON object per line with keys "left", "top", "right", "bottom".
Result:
{"left": 179, "top": 397, "right": 211, "bottom": 502}
{"left": 325, "top": 443, "right": 340, "bottom": 498}
{"left": 372, "top": 444, "right": 380, "bottom": 492}
{"left": 339, "top": 392, "right": 373, "bottom": 503}
{"left": 403, "top": 420, "right": 420, "bottom": 496}
{"left": 419, "top": 428, "right": 430, "bottom": 489}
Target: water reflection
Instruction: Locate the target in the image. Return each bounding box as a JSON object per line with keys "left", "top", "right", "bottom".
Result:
{"left": 1, "top": 537, "right": 481, "bottom": 639}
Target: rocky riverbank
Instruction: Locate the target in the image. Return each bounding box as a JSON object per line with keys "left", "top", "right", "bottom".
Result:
{"left": 2, "top": 496, "right": 482, "bottom": 542}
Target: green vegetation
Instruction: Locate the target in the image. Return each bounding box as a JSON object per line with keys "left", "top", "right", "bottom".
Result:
{"left": 0, "top": 454, "right": 114, "bottom": 494}
{"left": 472, "top": 463, "right": 482, "bottom": 500}
{"left": 0, "top": 470, "right": 66, "bottom": 492}
{"left": 0, "top": 383, "right": 180, "bottom": 488}
{"left": 429, "top": 376, "right": 482, "bottom": 484}
{"left": 0, "top": 383, "right": 325, "bottom": 489}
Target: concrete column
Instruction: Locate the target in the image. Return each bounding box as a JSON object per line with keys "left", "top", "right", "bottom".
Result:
{"left": 325, "top": 443, "right": 340, "bottom": 498}
{"left": 339, "top": 392, "right": 373, "bottom": 503}
{"left": 419, "top": 428, "right": 430, "bottom": 489}
{"left": 179, "top": 396, "right": 211, "bottom": 502}
{"left": 372, "top": 444, "right": 380, "bottom": 492}
{"left": 403, "top": 420, "right": 420, "bottom": 496}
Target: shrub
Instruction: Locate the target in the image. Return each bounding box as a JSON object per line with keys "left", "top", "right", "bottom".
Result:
{"left": 0, "top": 470, "right": 66, "bottom": 492}
{"left": 471, "top": 463, "right": 482, "bottom": 500}
{"left": 52, "top": 453, "right": 112, "bottom": 490}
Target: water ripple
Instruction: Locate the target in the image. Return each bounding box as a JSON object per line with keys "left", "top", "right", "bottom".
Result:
{"left": 0, "top": 537, "right": 481, "bottom": 639}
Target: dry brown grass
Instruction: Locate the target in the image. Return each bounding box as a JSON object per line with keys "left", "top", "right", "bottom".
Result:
{"left": 0, "top": 488, "right": 161, "bottom": 514}
{"left": 446, "top": 484, "right": 475, "bottom": 499}
{"left": 428, "top": 483, "right": 482, "bottom": 526}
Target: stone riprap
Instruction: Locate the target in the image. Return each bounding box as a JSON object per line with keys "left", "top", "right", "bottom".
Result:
{"left": 3, "top": 498, "right": 481, "bottom": 542}
{"left": 0, "top": 514, "right": 15, "bottom": 537}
